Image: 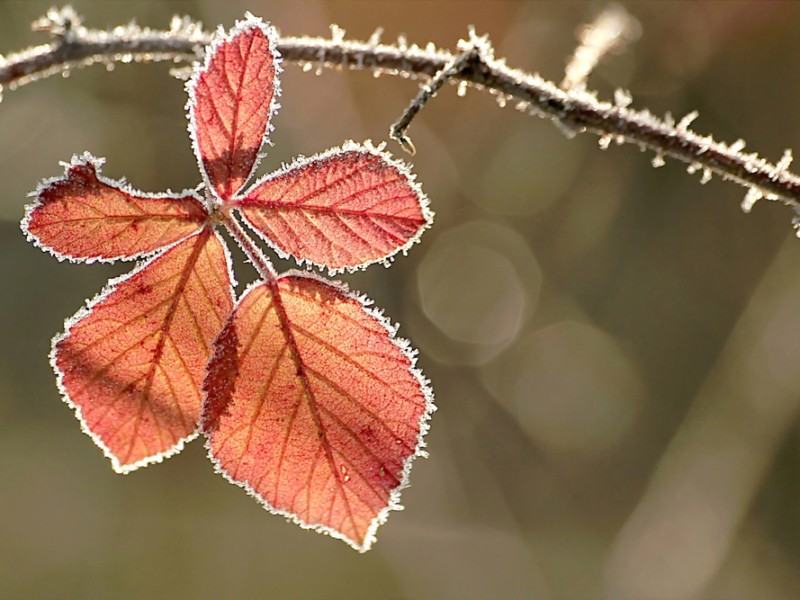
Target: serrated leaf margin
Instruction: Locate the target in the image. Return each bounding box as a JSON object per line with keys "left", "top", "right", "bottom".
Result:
{"left": 21, "top": 152, "right": 208, "bottom": 264}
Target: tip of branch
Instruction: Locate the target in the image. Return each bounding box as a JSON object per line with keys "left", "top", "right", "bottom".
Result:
{"left": 390, "top": 127, "right": 416, "bottom": 156}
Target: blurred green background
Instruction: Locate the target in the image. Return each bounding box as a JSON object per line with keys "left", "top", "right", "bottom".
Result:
{"left": 2, "top": 1, "right": 800, "bottom": 598}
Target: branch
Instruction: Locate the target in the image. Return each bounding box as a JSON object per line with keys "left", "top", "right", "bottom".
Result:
{"left": 390, "top": 41, "right": 481, "bottom": 155}
{"left": 3, "top": 6, "right": 800, "bottom": 224}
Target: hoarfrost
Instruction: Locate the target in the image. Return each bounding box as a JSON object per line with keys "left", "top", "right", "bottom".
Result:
{"left": 367, "top": 27, "right": 383, "bottom": 47}
{"left": 614, "top": 88, "right": 632, "bottom": 108}
{"left": 774, "top": 149, "right": 793, "bottom": 176}
{"left": 743, "top": 155, "right": 760, "bottom": 174}
{"left": 169, "top": 15, "right": 204, "bottom": 38}
{"left": 729, "top": 139, "right": 746, "bottom": 154}
{"left": 676, "top": 110, "right": 699, "bottom": 132}
{"left": 696, "top": 135, "right": 712, "bottom": 155}
{"left": 329, "top": 24, "right": 346, "bottom": 44}
{"left": 742, "top": 187, "right": 763, "bottom": 213}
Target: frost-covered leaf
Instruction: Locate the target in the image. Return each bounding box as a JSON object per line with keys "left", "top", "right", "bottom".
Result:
{"left": 236, "top": 144, "right": 432, "bottom": 271}
{"left": 23, "top": 10, "right": 434, "bottom": 551}
{"left": 54, "top": 230, "right": 234, "bottom": 472}
{"left": 23, "top": 154, "right": 207, "bottom": 262}
{"left": 188, "top": 15, "right": 280, "bottom": 202}
{"left": 202, "top": 274, "right": 433, "bottom": 550}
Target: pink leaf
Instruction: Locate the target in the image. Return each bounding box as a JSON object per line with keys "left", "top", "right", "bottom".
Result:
{"left": 202, "top": 273, "right": 434, "bottom": 550}
{"left": 236, "top": 143, "right": 432, "bottom": 271}
{"left": 23, "top": 154, "right": 208, "bottom": 262}
{"left": 24, "top": 12, "right": 435, "bottom": 551}
{"left": 188, "top": 15, "right": 280, "bottom": 202}
{"left": 54, "top": 230, "right": 234, "bottom": 472}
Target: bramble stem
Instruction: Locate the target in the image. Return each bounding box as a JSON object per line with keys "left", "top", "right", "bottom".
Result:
{"left": 3, "top": 6, "right": 800, "bottom": 214}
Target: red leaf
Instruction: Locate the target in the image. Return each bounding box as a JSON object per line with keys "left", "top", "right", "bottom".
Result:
{"left": 54, "top": 229, "right": 234, "bottom": 472}
{"left": 23, "top": 154, "right": 208, "bottom": 261}
{"left": 236, "top": 143, "right": 432, "bottom": 271}
{"left": 188, "top": 16, "right": 280, "bottom": 202}
{"left": 202, "top": 274, "right": 434, "bottom": 550}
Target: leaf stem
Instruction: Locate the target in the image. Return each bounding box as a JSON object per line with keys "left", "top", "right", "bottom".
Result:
{"left": 219, "top": 211, "right": 277, "bottom": 283}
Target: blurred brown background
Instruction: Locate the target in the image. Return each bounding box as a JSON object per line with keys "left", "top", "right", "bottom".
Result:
{"left": 2, "top": 1, "right": 800, "bottom": 599}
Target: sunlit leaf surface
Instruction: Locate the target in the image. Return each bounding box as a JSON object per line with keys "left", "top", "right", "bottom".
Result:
{"left": 189, "top": 18, "right": 278, "bottom": 202}
{"left": 237, "top": 145, "right": 431, "bottom": 270}
{"left": 54, "top": 230, "right": 233, "bottom": 472}
{"left": 24, "top": 155, "right": 207, "bottom": 262}
{"left": 203, "top": 274, "right": 432, "bottom": 550}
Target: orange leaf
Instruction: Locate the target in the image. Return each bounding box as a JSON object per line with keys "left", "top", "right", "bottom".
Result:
{"left": 54, "top": 229, "right": 234, "bottom": 472}
{"left": 236, "top": 143, "right": 432, "bottom": 271}
{"left": 188, "top": 16, "right": 280, "bottom": 202}
{"left": 24, "top": 154, "right": 208, "bottom": 262}
{"left": 202, "top": 274, "right": 434, "bottom": 550}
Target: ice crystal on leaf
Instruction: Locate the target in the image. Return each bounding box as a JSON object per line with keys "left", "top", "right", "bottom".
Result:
{"left": 21, "top": 14, "right": 434, "bottom": 552}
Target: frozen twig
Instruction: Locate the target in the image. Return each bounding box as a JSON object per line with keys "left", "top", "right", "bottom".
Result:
{"left": 3, "top": 6, "right": 800, "bottom": 221}
{"left": 0, "top": 7, "right": 209, "bottom": 91}
{"left": 389, "top": 30, "right": 483, "bottom": 155}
